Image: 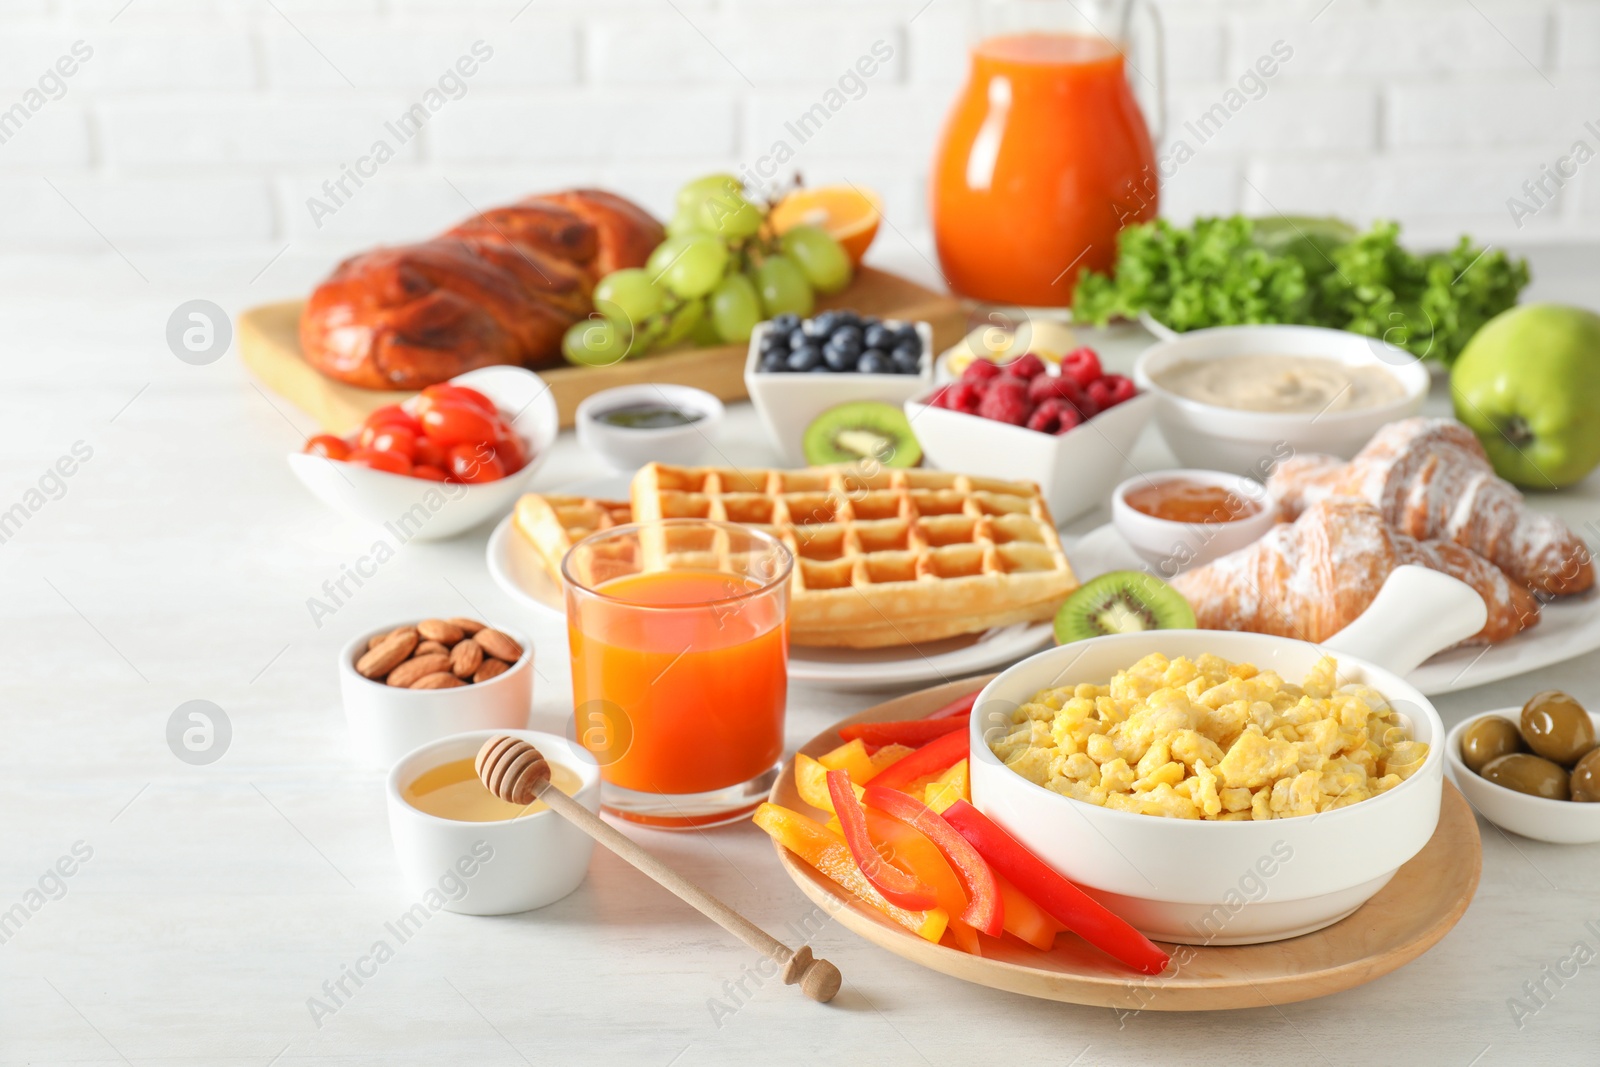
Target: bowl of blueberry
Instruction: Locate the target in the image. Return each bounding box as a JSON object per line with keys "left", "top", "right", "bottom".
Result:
{"left": 745, "top": 310, "right": 934, "bottom": 466}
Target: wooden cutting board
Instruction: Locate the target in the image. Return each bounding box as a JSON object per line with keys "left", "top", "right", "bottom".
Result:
{"left": 238, "top": 267, "right": 967, "bottom": 433}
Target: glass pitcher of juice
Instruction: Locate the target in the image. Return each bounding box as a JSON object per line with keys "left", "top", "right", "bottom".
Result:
{"left": 931, "top": 0, "right": 1165, "bottom": 307}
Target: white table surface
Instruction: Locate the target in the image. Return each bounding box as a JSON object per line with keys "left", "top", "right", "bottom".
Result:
{"left": 3, "top": 240, "right": 1598, "bottom": 1067}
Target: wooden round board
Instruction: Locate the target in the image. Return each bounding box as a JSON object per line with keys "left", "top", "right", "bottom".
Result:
{"left": 767, "top": 676, "right": 1483, "bottom": 1011}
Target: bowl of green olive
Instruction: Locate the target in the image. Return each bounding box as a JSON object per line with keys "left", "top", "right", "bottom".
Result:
{"left": 1446, "top": 691, "right": 1600, "bottom": 844}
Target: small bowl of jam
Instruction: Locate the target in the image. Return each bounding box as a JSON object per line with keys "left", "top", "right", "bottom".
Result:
{"left": 1110, "top": 469, "right": 1279, "bottom": 576}
{"left": 575, "top": 384, "right": 725, "bottom": 472}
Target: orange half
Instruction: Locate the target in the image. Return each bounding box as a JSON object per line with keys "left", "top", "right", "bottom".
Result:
{"left": 770, "top": 185, "right": 882, "bottom": 266}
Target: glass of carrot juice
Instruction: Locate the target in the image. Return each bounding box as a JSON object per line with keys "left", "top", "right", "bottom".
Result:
{"left": 562, "top": 520, "right": 793, "bottom": 829}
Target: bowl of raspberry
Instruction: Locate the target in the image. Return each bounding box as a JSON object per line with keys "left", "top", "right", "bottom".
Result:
{"left": 905, "top": 348, "right": 1154, "bottom": 522}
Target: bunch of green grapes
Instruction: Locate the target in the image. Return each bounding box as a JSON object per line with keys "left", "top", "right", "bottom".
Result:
{"left": 561, "top": 174, "right": 853, "bottom": 366}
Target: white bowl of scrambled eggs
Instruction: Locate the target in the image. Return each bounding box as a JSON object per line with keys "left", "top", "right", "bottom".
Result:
{"left": 970, "top": 629, "right": 1449, "bottom": 945}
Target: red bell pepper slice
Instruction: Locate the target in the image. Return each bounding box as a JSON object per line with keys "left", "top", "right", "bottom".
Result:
{"left": 839, "top": 715, "right": 969, "bottom": 747}
{"left": 926, "top": 688, "right": 982, "bottom": 720}
{"left": 868, "top": 728, "right": 969, "bottom": 793}
{"left": 827, "top": 769, "right": 938, "bottom": 911}
{"left": 864, "top": 784, "right": 1004, "bottom": 937}
{"left": 942, "top": 800, "right": 1170, "bottom": 976}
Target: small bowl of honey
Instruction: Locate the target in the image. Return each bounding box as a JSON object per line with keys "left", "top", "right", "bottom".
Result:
{"left": 1111, "top": 469, "right": 1279, "bottom": 576}
{"left": 386, "top": 729, "right": 601, "bottom": 914}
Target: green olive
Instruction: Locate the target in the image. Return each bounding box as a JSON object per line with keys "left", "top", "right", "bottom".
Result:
{"left": 1460, "top": 716, "right": 1524, "bottom": 774}
{"left": 1571, "top": 749, "right": 1600, "bottom": 803}
{"left": 1520, "top": 691, "right": 1596, "bottom": 766}
{"left": 1481, "top": 753, "right": 1570, "bottom": 801}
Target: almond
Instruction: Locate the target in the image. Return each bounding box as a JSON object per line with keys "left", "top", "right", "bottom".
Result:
{"left": 418, "top": 618, "right": 465, "bottom": 646}
{"left": 474, "top": 628, "right": 523, "bottom": 663}
{"left": 411, "top": 671, "right": 466, "bottom": 690}
{"left": 450, "top": 638, "right": 483, "bottom": 679}
{"left": 414, "top": 640, "right": 450, "bottom": 657}
{"left": 473, "top": 658, "right": 510, "bottom": 684}
{"left": 368, "top": 625, "right": 410, "bottom": 651}
{"left": 449, "top": 616, "right": 485, "bottom": 635}
{"left": 387, "top": 653, "right": 452, "bottom": 688}
{"left": 356, "top": 629, "right": 418, "bottom": 679}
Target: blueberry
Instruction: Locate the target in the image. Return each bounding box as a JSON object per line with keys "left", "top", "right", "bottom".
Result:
{"left": 893, "top": 323, "right": 921, "bottom": 350}
{"left": 822, "top": 343, "right": 856, "bottom": 372}
{"left": 801, "top": 318, "right": 828, "bottom": 340}
{"left": 891, "top": 351, "right": 921, "bottom": 375}
{"left": 863, "top": 323, "right": 894, "bottom": 350}
{"left": 831, "top": 310, "right": 861, "bottom": 329}
{"left": 760, "top": 331, "right": 788, "bottom": 356}
{"left": 857, "top": 349, "right": 892, "bottom": 374}
{"left": 771, "top": 313, "right": 801, "bottom": 333}
{"left": 892, "top": 341, "right": 921, "bottom": 363}
{"left": 810, "top": 311, "right": 840, "bottom": 336}
{"left": 789, "top": 329, "right": 812, "bottom": 351}
{"left": 760, "top": 351, "right": 788, "bottom": 373}
{"left": 810, "top": 364, "right": 831, "bottom": 372}
{"left": 828, "top": 330, "right": 862, "bottom": 358}
{"left": 830, "top": 323, "right": 862, "bottom": 347}
{"left": 787, "top": 344, "right": 823, "bottom": 372}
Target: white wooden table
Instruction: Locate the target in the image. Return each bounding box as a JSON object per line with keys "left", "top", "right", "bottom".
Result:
{"left": 2, "top": 243, "right": 1597, "bottom": 1066}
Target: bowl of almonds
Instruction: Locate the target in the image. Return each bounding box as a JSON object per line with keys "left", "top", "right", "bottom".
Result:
{"left": 339, "top": 617, "right": 533, "bottom": 768}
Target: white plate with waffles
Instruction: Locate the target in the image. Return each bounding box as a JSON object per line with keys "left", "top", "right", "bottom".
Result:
{"left": 1068, "top": 522, "right": 1600, "bottom": 696}
{"left": 487, "top": 472, "right": 1065, "bottom": 690}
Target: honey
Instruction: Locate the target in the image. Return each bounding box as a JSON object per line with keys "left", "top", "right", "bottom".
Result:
{"left": 1124, "top": 479, "right": 1262, "bottom": 525}
{"left": 403, "top": 757, "right": 581, "bottom": 822}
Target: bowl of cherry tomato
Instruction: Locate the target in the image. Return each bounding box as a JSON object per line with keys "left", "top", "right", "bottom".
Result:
{"left": 290, "top": 366, "right": 558, "bottom": 540}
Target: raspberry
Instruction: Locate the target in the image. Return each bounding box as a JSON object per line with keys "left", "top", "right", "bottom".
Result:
{"left": 1027, "top": 372, "right": 1090, "bottom": 410}
{"left": 1101, "top": 373, "right": 1138, "bottom": 407}
{"left": 1061, "top": 347, "right": 1103, "bottom": 388}
{"left": 1085, "top": 377, "right": 1115, "bottom": 412}
{"left": 1025, "top": 398, "right": 1069, "bottom": 433}
{"left": 961, "top": 358, "right": 1002, "bottom": 382}
{"left": 977, "top": 377, "right": 1031, "bottom": 425}
{"left": 937, "top": 380, "right": 985, "bottom": 414}
{"left": 1002, "top": 352, "right": 1046, "bottom": 380}
{"left": 1054, "top": 406, "right": 1085, "bottom": 434}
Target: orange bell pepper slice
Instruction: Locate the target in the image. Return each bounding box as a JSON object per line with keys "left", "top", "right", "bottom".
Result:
{"left": 870, "top": 728, "right": 969, "bottom": 793}
{"left": 752, "top": 802, "right": 948, "bottom": 943}
{"left": 795, "top": 753, "right": 862, "bottom": 814}
{"left": 924, "top": 759, "right": 970, "bottom": 814}
{"left": 997, "top": 873, "right": 1064, "bottom": 951}
{"left": 817, "top": 738, "right": 877, "bottom": 782}
{"left": 829, "top": 770, "right": 938, "bottom": 910}
{"left": 864, "top": 784, "right": 1003, "bottom": 937}
{"left": 868, "top": 743, "right": 915, "bottom": 775}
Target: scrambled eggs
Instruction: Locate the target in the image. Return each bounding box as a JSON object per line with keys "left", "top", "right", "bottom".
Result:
{"left": 988, "top": 653, "right": 1428, "bottom": 820}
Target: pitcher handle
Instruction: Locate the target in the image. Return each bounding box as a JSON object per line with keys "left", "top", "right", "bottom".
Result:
{"left": 1320, "top": 565, "right": 1489, "bottom": 678}
{"left": 1131, "top": 0, "right": 1166, "bottom": 142}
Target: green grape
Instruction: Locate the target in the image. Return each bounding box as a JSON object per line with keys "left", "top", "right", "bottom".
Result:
{"left": 695, "top": 188, "right": 763, "bottom": 239}
{"left": 676, "top": 173, "right": 741, "bottom": 212}
{"left": 688, "top": 308, "right": 722, "bottom": 346}
{"left": 661, "top": 298, "right": 705, "bottom": 346}
{"left": 780, "top": 225, "right": 852, "bottom": 294}
{"left": 755, "top": 254, "right": 814, "bottom": 317}
{"left": 709, "top": 273, "right": 761, "bottom": 343}
{"left": 561, "top": 316, "right": 631, "bottom": 367}
{"left": 664, "top": 208, "right": 706, "bottom": 238}
{"left": 592, "top": 268, "right": 664, "bottom": 326}
{"left": 646, "top": 235, "right": 694, "bottom": 278}
{"left": 660, "top": 233, "right": 730, "bottom": 299}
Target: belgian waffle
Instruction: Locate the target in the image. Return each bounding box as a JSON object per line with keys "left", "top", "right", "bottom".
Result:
{"left": 513, "top": 493, "right": 634, "bottom": 583}
{"left": 630, "top": 463, "right": 1078, "bottom": 649}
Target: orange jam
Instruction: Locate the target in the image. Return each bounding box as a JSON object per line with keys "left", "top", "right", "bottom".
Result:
{"left": 1124, "top": 480, "right": 1262, "bottom": 525}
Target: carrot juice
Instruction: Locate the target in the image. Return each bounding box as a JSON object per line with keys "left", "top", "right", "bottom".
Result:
{"left": 568, "top": 569, "right": 788, "bottom": 798}
{"left": 931, "top": 33, "right": 1159, "bottom": 307}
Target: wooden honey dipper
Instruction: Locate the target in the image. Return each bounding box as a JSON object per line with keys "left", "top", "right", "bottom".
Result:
{"left": 474, "top": 735, "right": 843, "bottom": 1003}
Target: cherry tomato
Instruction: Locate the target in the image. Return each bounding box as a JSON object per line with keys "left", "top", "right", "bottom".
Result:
{"left": 412, "top": 434, "right": 447, "bottom": 470}
{"left": 349, "top": 448, "right": 412, "bottom": 476}
{"left": 420, "top": 384, "right": 497, "bottom": 417}
{"left": 412, "top": 464, "right": 448, "bottom": 482}
{"left": 304, "top": 434, "right": 351, "bottom": 460}
{"left": 365, "top": 425, "right": 418, "bottom": 460}
{"left": 447, "top": 441, "right": 506, "bottom": 484}
{"left": 491, "top": 430, "right": 527, "bottom": 474}
{"left": 421, "top": 403, "right": 501, "bottom": 448}
{"left": 364, "top": 404, "right": 422, "bottom": 435}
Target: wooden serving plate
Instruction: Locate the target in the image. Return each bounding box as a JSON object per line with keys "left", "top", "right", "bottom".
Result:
{"left": 768, "top": 676, "right": 1483, "bottom": 1011}
{"left": 237, "top": 267, "right": 966, "bottom": 432}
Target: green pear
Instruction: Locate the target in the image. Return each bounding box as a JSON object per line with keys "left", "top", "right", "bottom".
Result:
{"left": 1451, "top": 303, "right": 1600, "bottom": 489}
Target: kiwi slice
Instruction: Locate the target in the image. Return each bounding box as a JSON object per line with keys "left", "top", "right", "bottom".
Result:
{"left": 1054, "top": 570, "right": 1196, "bottom": 645}
{"left": 802, "top": 401, "right": 922, "bottom": 468}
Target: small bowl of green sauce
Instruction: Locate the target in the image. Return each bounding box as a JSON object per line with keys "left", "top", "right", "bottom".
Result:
{"left": 575, "top": 384, "right": 724, "bottom": 472}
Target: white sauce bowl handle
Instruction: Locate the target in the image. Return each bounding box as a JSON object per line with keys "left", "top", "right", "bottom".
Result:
{"left": 1321, "top": 565, "right": 1488, "bottom": 677}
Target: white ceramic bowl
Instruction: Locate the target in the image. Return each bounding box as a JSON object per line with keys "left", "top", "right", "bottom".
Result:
{"left": 287, "top": 366, "right": 559, "bottom": 541}
{"left": 1110, "top": 469, "right": 1279, "bottom": 576}
{"left": 905, "top": 390, "right": 1156, "bottom": 524}
{"left": 1132, "top": 325, "right": 1429, "bottom": 475}
{"left": 967, "top": 564, "right": 1493, "bottom": 945}
{"left": 1445, "top": 708, "right": 1600, "bottom": 844}
{"left": 339, "top": 622, "right": 533, "bottom": 769}
{"left": 575, "top": 383, "right": 724, "bottom": 472}
{"left": 745, "top": 318, "right": 934, "bottom": 466}
{"left": 386, "top": 730, "right": 601, "bottom": 914}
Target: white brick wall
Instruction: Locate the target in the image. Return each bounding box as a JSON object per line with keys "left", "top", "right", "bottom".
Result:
{"left": 0, "top": 0, "right": 1595, "bottom": 283}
